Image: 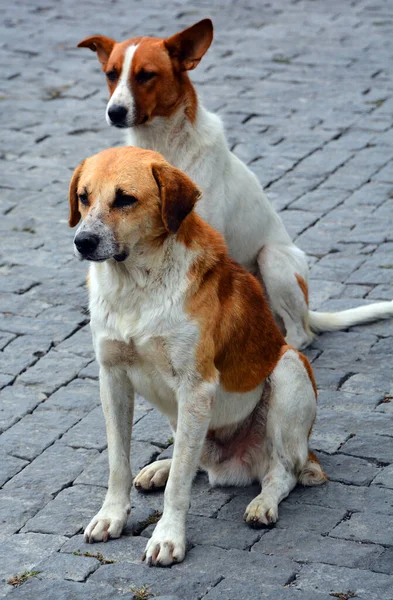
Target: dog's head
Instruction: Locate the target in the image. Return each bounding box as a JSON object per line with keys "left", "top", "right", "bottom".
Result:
{"left": 77, "top": 19, "right": 213, "bottom": 128}
{"left": 69, "top": 147, "right": 201, "bottom": 262}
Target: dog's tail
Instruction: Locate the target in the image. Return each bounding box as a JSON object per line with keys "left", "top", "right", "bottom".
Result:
{"left": 308, "top": 300, "right": 393, "bottom": 333}
{"left": 298, "top": 451, "right": 327, "bottom": 486}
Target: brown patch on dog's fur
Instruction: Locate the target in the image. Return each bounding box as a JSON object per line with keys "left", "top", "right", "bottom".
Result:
{"left": 183, "top": 216, "right": 285, "bottom": 392}
{"left": 98, "top": 339, "right": 138, "bottom": 369}
{"left": 68, "top": 160, "right": 85, "bottom": 227}
{"left": 295, "top": 273, "right": 309, "bottom": 306}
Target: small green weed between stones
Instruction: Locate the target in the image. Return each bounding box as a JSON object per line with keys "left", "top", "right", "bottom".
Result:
{"left": 330, "top": 591, "right": 357, "bottom": 600}
{"left": 8, "top": 571, "right": 40, "bottom": 587}
{"left": 73, "top": 550, "right": 115, "bottom": 564}
{"left": 272, "top": 54, "right": 291, "bottom": 64}
{"left": 130, "top": 584, "right": 154, "bottom": 600}
{"left": 132, "top": 510, "right": 162, "bottom": 535}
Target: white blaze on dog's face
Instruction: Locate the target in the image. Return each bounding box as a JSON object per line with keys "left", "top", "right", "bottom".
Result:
{"left": 77, "top": 19, "right": 213, "bottom": 128}
{"left": 68, "top": 147, "right": 201, "bottom": 262}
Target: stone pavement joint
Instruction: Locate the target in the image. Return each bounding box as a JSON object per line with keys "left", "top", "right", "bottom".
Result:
{"left": 0, "top": 0, "right": 392, "bottom": 598}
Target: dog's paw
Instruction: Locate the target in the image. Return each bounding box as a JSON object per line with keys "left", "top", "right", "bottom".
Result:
{"left": 134, "top": 459, "right": 172, "bottom": 492}
{"left": 142, "top": 520, "right": 186, "bottom": 567}
{"left": 243, "top": 496, "right": 278, "bottom": 528}
{"left": 84, "top": 502, "right": 130, "bottom": 543}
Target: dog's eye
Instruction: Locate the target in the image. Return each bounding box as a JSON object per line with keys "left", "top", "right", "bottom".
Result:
{"left": 106, "top": 69, "right": 118, "bottom": 82}
{"left": 113, "top": 192, "right": 138, "bottom": 208}
{"left": 135, "top": 70, "right": 156, "bottom": 84}
{"left": 78, "top": 193, "right": 89, "bottom": 206}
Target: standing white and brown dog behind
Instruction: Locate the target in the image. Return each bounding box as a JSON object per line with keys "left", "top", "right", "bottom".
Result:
{"left": 69, "top": 146, "right": 326, "bottom": 567}
{"left": 77, "top": 19, "right": 393, "bottom": 349}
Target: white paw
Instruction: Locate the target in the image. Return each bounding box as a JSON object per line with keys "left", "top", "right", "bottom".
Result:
{"left": 143, "top": 519, "right": 186, "bottom": 567}
{"left": 134, "top": 459, "right": 172, "bottom": 492}
{"left": 84, "top": 501, "right": 130, "bottom": 543}
{"left": 244, "top": 496, "right": 278, "bottom": 528}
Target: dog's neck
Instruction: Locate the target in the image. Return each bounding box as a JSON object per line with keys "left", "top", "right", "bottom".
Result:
{"left": 90, "top": 214, "right": 225, "bottom": 302}
{"left": 127, "top": 94, "right": 226, "bottom": 175}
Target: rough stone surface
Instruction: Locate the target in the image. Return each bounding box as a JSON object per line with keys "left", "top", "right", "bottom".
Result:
{"left": 1, "top": 0, "right": 393, "bottom": 598}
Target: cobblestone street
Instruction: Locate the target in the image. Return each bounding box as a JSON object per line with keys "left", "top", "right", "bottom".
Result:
{"left": 1, "top": 0, "right": 393, "bottom": 598}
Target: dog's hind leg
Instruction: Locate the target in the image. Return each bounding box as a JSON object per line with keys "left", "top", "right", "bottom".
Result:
{"left": 134, "top": 458, "right": 172, "bottom": 491}
{"left": 257, "top": 244, "right": 313, "bottom": 350}
{"left": 134, "top": 416, "right": 176, "bottom": 492}
{"left": 244, "top": 347, "right": 326, "bottom": 528}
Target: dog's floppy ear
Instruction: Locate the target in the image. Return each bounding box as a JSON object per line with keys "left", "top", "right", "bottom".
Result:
{"left": 77, "top": 35, "right": 116, "bottom": 66}
{"left": 152, "top": 163, "right": 202, "bottom": 233}
{"left": 68, "top": 161, "right": 85, "bottom": 228}
{"left": 164, "top": 19, "right": 213, "bottom": 71}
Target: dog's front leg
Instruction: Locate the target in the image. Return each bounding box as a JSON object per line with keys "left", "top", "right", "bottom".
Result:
{"left": 143, "top": 380, "right": 215, "bottom": 567}
{"left": 84, "top": 365, "right": 134, "bottom": 543}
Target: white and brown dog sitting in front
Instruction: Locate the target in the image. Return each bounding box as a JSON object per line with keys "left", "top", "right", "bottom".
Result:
{"left": 77, "top": 19, "right": 393, "bottom": 349}
{"left": 69, "top": 146, "right": 326, "bottom": 567}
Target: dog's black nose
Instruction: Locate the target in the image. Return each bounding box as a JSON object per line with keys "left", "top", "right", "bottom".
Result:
{"left": 74, "top": 232, "right": 99, "bottom": 256}
{"left": 108, "top": 104, "right": 128, "bottom": 125}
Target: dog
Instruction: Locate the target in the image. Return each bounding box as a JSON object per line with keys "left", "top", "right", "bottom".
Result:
{"left": 77, "top": 19, "right": 393, "bottom": 350}
{"left": 69, "top": 146, "right": 326, "bottom": 566}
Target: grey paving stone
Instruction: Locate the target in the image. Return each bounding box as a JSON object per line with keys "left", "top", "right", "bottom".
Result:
{"left": 311, "top": 409, "right": 393, "bottom": 455}
{"left": 0, "top": 373, "right": 15, "bottom": 389}
{"left": 0, "top": 334, "right": 52, "bottom": 377}
{"left": 34, "top": 551, "right": 100, "bottom": 582}
{"left": 142, "top": 514, "right": 265, "bottom": 551}
{"left": 4, "top": 444, "right": 98, "bottom": 496}
{"left": 132, "top": 410, "right": 173, "bottom": 448}
{"left": 92, "top": 545, "right": 298, "bottom": 597}
{"left": 0, "top": 488, "right": 51, "bottom": 540}
{"left": 0, "top": 332, "right": 16, "bottom": 351}
{"left": 91, "top": 561, "right": 221, "bottom": 599}
{"left": 60, "top": 405, "right": 107, "bottom": 450}
{"left": 217, "top": 490, "right": 346, "bottom": 534}
{"left": 315, "top": 452, "right": 381, "bottom": 486}
{"left": 60, "top": 533, "right": 147, "bottom": 564}
{"left": 360, "top": 547, "right": 393, "bottom": 576}
{"left": 0, "top": 315, "right": 78, "bottom": 343}
{"left": 330, "top": 511, "right": 393, "bottom": 546}
{"left": 74, "top": 441, "right": 160, "bottom": 488}
{"left": 293, "top": 563, "right": 393, "bottom": 600}
{"left": 203, "top": 580, "right": 331, "bottom": 600}
{"left": 292, "top": 481, "right": 393, "bottom": 514}
{"left": 0, "top": 385, "right": 43, "bottom": 433}
{"left": 252, "top": 528, "right": 383, "bottom": 569}
{"left": 55, "top": 325, "right": 94, "bottom": 359}
{"left": 5, "top": 578, "right": 129, "bottom": 599}
{"left": 78, "top": 360, "right": 99, "bottom": 380}
{"left": 189, "top": 472, "right": 239, "bottom": 518}
{"left": 17, "top": 349, "right": 90, "bottom": 395}
{"left": 177, "top": 545, "right": 298, "bottom": 585}
{"left": 22, "top": 485, "right": 104, "bottom": 537}
{"left": 311, "top": 367, "right": 348, "bottom": 392}
{"left": 38, "top": 377, "right": 100, "bottom": 418}
{"left": 0, "top": 452, "right": 28, "bottom": 487}
{"left": 0, "top": 533, "right": 67, "bottom": 582}
{"left": 0, "top": 408, "right": 80, "bottom": 460}
{"left": 372, "top": 464, "right": 393, "bottom": 489}
{"left": 341, "top": 372, "right": 393, "bottom": 397}
{"left": 316, "top": 390, "right": 381, "bottom": 413}
{"left": 340, "top": 433, "right": 393, "bottom": 463}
